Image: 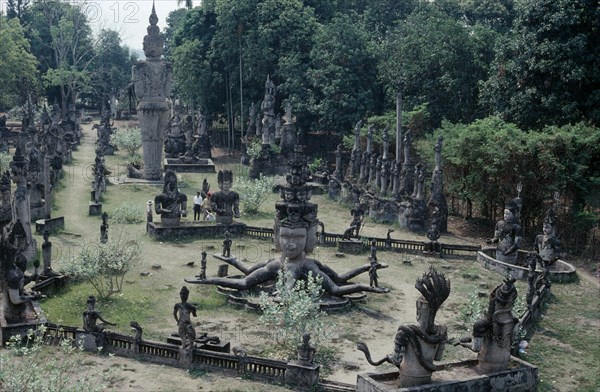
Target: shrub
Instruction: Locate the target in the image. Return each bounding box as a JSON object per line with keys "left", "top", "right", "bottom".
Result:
{"left": 59, "top": 234, "right": 141, "bottom": 299}
{"left": 0, "top": 326, "right": 115, "bottom": 392}
{"left": 111, "top": 201, "right": 145, "bottom": 224}
{"left": 259, "top": 267, "right": 336, "bottom": 364}
{"left": 235, "top": 174, "right": 274, "bottom": 215}
{"left": 111, "top": 127, "right": 142, "bottom": 159}
{"left": 0, "top": 151, "right": 12, "bottom": 173}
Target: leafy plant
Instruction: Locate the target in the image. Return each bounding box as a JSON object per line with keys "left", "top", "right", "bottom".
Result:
{"left": 59, "top": 234, "right": 141, "bottom": 299}
{"left": 258, "top": 267, "right": 336, "bottom": 364}
{"left": 111, "top": 128, "right": 142, "bottom": 159}
{"left": 235, "top": 174, "right": 274, "bottom": 215}
{"left": 0, "top": 326, "right": 116, "bottom": 392}
{"left": 0, "top": 151, "right": 12, "bottom": 173}
{"left": 110, "top": 201, "right": 145, "bottom": 224}
{"left": 308, "top": 158, "right": 324, "bottom": 173}
{"left": 459, "top": 291, "right": 485, "bottom": 324}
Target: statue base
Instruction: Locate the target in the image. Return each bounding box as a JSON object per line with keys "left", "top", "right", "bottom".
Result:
{"left": 0, "top": 301, "right": 47, "bottom": 345}
{"left": 357, "top": 358, "right": 538, "bottom": 392}
{"left": 285, "top": 361, "right": 320, "bottom": 390}
{"left": 35, "top": 217, "right": 65, "bottom": 234}
{"left": 163, "top": 158, "right": 216, "bottom": 173}
{"left": 147, "top": 221, "right": 246, "bottom": 241}
{"left": 89, "top": 202, "right": 102, "bottom": 216}
{"left": 338, "top": 239, "right": 364, "bottom": 254}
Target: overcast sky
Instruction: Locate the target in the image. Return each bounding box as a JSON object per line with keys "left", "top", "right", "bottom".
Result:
{"left": 85, "top": 0, "right": 183, "bottom": 52}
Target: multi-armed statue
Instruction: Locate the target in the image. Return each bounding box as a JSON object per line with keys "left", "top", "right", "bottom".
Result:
{"left": 186, "top": 146, "right": 389, "bottom": 297}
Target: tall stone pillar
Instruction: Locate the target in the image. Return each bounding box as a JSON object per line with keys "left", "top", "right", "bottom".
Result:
{"left": 133, "top": 3, "right": 172, "bottom": 180}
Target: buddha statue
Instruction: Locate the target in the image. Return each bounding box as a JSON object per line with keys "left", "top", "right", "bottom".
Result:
{"left": 487, "top": 199, "right": 522, "bottom": 264}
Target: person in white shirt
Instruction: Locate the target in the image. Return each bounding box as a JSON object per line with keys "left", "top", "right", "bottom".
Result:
{"left": 193, "top": 192, "right": 203, "bottom": 221}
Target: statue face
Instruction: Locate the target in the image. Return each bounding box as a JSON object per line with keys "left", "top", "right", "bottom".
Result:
{"left": 415, "top": 298, "right": 430, "bottom": 329}
{"left": 279, "top": 226, "right": 307, "bottom": 260}
{"left": 543, "top": 222, "right": 555, "bottom": 236}
{"left": 503, "top": 209, "right": 514, "bottom": 223}
{"left": 221, "top": 180, "right": 232, "bottom": 192}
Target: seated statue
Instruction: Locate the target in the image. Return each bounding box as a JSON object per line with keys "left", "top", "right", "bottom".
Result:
{"left": 173, "top": 286, "right": 197, "bottom": 349}
{"left": 211, "top": 170, "right": 240, "bottom": 224}
{"left": 83, "top": 295, "right": 116, "bottom": 333}
{"left": 187, "top": 147, "right": 389, "bottom": 298}
{"left": 297, "top": 333, "right": 316, "bottom": 365}
{"left": 357, "top": 267, "right": 450, "bottom": 387}
{"left": 469, "top": 277, "right": 518, "bottom": 373}
{"left": 155, "top": 170, "right": 188, "bottom": 227}
{"left": 487, "top": 199, "right": 522, "bottom": 264}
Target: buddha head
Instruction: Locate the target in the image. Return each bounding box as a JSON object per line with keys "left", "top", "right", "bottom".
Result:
{"left": 218, "top": 170, "right": 233, "bottom": 192}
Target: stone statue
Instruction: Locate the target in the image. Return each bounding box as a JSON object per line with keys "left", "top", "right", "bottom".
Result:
{"left": 197, "top": 250, "right": 207, "bottom": 280}
{"left": 211, "top": 170, "right": 240, "bottom": 225}
{"left": 261, "top": 75, "right": 277, "bottom": 145}
{"left": 369, "top": 257, "right": 379, "bottom": 288}
{"left": 132, "top": 4, "right": 173, "bottom": 180}
{"left": 164, "top": 115, "right": 187, "bottom": 158}
{"left": 534, "top": 195, "right": 561, "bottom": 286}
{"left": 146, "top": 200, "right": 153, "bottom": 223}
{"left": 470, "top": 277, "right": 519, "bottom": 373}
{"left": 83, "top": 295, "right": 116, "bottom": 333}
{"left": 486, "top": 198, "right": 522, "bottom": 264}
{"left": 41, "top": 230, "right": 57, "bottom": 276}
{"left": 222, "top": 231, "right": 232, "bottom": 258}
{"left": 350, "top": 203, "right": 365, "bottom": 237}
{"left": 297, "top": 333, "right": 316, "bottom": 365}
{"left": 100, "top": 212, "right": 109, "bottom": 243}
{"left": 173, "top": 286, "right": 197, "bottom": 349}
{"left": 386, "top": 229, "right": 394, "bottom": 249}
{"left": 370, "top": 239, "right": 378, "bottom": 262}
{"left": 357, "top": 267, "right": 450, "bottom": 387}
{"left": 186, "top": 146, "right": 389, "bottom": 297}
{"left": 154, "top": 170, "right": 188, "bottom": 227}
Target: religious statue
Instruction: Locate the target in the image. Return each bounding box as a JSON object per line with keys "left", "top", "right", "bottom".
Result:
{"left": 297, "top": 333, "right": 316, "bottom": 365}
{"left": 210, "top": 170, "right": 240, "bottom": 225}
{"left": 197, "top": 250, "right": 207, "bottom": 280}
{"left": 164, "top": 115, "right": 187, "bottom": 158}
{"left": 83, "top": 295, "right": 116, "bottom": 333}
{"left": 173, "top": 286, "right": 197, "bottom": 349}
{"left": 154, "top": 170, "right": 188, "bottom": 227}
{"left": 486, "top": 198, "right": 522, "bottom": 264}
{"left": 41, "top": 230, "right": 58, "bottom": 276}
{"left": 222, "top": 231, "right": 232, "bottom": 258}
{"left": 468, "top": 277, "right": 519, "bottom": 373}
{"left": 100, "top": 212, "right": 109, "bottom": 244}
{"left": 369, "top": 257, "right": 379, "bottom": 288}
{"left": 357, "top": 267, "right": 450, "bottom": 387}
{"left": 350, "top": 203, "right": 365, "bottom": 237}
{"left": 534, "top": 195, "right": 561, "bottom": 287}
{"left": 370, "top": 239, "right": 378, "bottom": 262}
{"left": 186, "top": 146, "right": 389, "bottom": 297}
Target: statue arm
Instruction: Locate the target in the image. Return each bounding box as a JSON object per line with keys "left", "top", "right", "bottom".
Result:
{"left": 97, "top": 312, "right": 116, "bottom": 326}
{"left": 173, "top": 305, "right": 180, "bottom": 323}
{"left": 233, "top": 197, "right": 240, "bottom": 218}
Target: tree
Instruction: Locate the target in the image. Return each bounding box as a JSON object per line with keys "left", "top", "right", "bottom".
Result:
{"left": 378, "top": 4, "right": 491, "bottom": 128}
{"left": 480, "top": 0, "right": 600, "bottom": 129}
{"left": 6, "top": 0, "right": 30, "bottom": 23}
{"left": 307, "top": 13, "right": 378, "bottom": 133}
{"left": 0, "top": 15, "right": 39, "bottom": 109}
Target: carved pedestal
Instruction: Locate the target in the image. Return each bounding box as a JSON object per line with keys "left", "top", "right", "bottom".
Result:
{"left": 89, "top": 202, "right": 102, "bottom": 216}
{"left": 285, "top": 361, "right": 320, "bottom": 390}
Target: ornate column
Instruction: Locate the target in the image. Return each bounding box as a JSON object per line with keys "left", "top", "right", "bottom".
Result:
{"left": 133, "top": 3, "right": 173, "bottom": 180}
{"left": 350, "top": 120, "right": 362, "bottom": 178}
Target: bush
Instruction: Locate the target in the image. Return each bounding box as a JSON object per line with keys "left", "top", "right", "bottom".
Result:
{"left": 235, "top": 174, "right": 274, "bottom": 215}
{"left": 59, "top": 234, "right": 141, "bottom": 299}
{"left": 111, "top": 128, "right": 142, "bottom": 159}
{"left": 111, "top": 201, "right": 145, "bottom": 224}
{"left": 259, "top": 267, "right": 336, "bottom": 364}
{"left": 0, "top": 326, "right": 115, "bottom": 392}
{"left": 0, "top": 151, "right": 12, "bottom": 173}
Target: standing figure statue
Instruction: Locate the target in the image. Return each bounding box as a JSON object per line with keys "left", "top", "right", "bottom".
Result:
{"left": 350, "top": 203, "right": 365, "bottom": 237}
{"left": 100, "top": 212, "right": 109, "bottom": 244}
{"left": 173, "top": 286, "right": 197, "bottom": 349}
{"left": 197, "top": 250, "right": 207, "bottom": 280}
{"left": 369, "top": 257, "right": 379, "bottom": 288}
{"left": 222, "top": 231, "right": 232, "bottom": 258}
{"left": 83, "top": 295, "right": 116, "bottom": 333}
{"left": 486, "top": 199, "right": 522, "bottom": 264}
{"left": 370, "top": 240, "right": 378, "bottom": 262}
{"left": 468, "top": 277, "right": 519, "bottom": 373}
{"left": 41, "top": 229, "right": 58, "bottom": 276}
{"left": 534, "top": 197, "right": 561, "bottom": 287}
{"left": 211, "top": 170, "right": 240, "bottom": 225}
{"left": 154, "top": 170, "right": 188, "bottom": 227}
{"left": 357, "top": 267, "right": 450, "bottom": 387}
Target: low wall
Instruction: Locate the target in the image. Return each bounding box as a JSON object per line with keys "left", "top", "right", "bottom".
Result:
{"left": 477, "top": 248, "right": 577, "bottom": 283}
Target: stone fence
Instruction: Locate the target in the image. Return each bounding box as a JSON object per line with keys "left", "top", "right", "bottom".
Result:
{"left": 41, "top": 323, "right": 354, "bottom": 392}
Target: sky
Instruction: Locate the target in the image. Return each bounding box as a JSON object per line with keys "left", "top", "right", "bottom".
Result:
{"left": 82, "top": 0, "right": 184, "bottom": 52}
